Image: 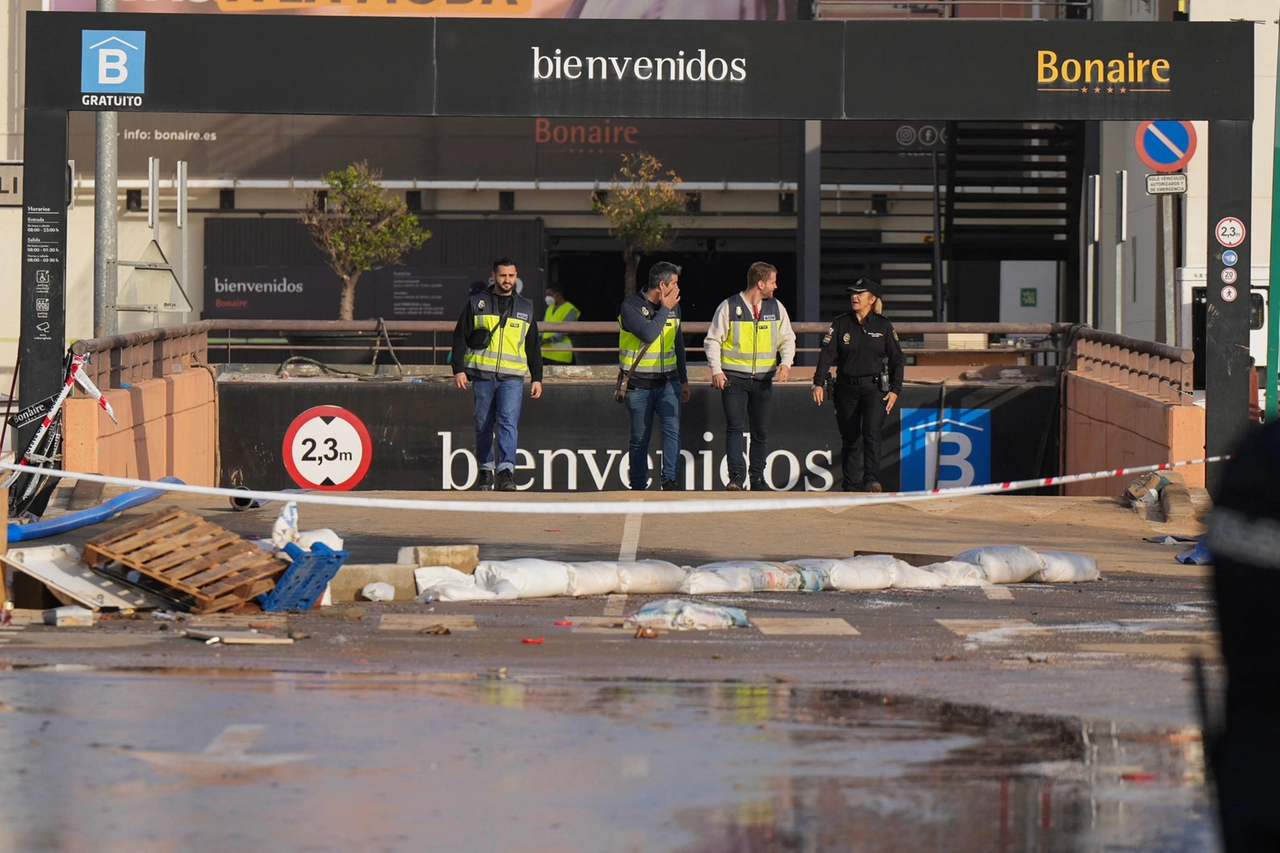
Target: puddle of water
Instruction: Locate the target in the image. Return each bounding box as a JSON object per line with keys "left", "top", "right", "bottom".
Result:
{"left": 0, "top": 671, "right": 1214, "bottom": 852}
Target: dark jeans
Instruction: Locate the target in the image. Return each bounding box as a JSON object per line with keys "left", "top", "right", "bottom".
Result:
{"left": 472, "top": 376, "right": 524, "bottom": 473}
{"left": 833, "top": 381, "right": 886, "bottom": 490}
{"left": 722, "top": 373, "right": 773, "bottom": 483}
{"left": 624, "top": 380, "right": 681, "bottom": 489}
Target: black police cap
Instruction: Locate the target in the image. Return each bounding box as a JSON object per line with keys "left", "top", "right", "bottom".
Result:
{"left": 845, "top": 278, "right": 883, "bottom": 298}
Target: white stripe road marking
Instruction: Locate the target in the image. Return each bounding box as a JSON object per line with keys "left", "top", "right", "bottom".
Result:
{"left": 1147, "top": 124, "right": 1185, "bottom": 159}
{"left": 983, "top": 586, "right": 1015, "bottom": 601}
{"left": 603, "top": 594, "right": 628, "bottom": 617}
{"left": 619, "top": 506, "right": 643, "bottom": 561}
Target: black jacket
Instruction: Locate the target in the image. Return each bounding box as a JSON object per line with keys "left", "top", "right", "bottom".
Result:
{"left": 812, "top": 311, "right": 905, "bottom": 394}
{"left": 451, "top": 287, "right": 543, "bottom": 382}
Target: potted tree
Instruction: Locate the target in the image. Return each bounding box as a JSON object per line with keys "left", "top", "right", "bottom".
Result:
{"left": 593, "top": 152, "right": 687, "bottom": 298}
{"left": 295, "top": 161, "right": 430, "bottom": 362}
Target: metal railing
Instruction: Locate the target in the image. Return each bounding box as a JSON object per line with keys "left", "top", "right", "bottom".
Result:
{"left": 1067, "top": 326, "right": 1194, "bottom": 403}
{"left": 71, "top": 320, "right": 1072, "bottom": 388}
{"left": 816, "top": 0, "right": 1092, "bottom": 20}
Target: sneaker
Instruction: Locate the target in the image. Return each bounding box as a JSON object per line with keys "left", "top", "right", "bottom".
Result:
{"left": 496, "top": 470, "right": 517, "bottom": 492}
{"left": 750, "top": 479, "right": 767, "bottom": 492}
{"left": 864, "top": 480, "right": 883, "bottom": 493}
{"left": 475, "top": 469, "right": 495, "bottom": 490}
{"left": 725, "top": 478, "right": 743, "bottom": 492}
{"left": 661, "top": 478, "right": 679, "bottom": 491}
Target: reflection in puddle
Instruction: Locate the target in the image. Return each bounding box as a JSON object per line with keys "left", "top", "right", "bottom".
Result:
{"left": 0, "top": 671, "right": 1212, "bottom": 852}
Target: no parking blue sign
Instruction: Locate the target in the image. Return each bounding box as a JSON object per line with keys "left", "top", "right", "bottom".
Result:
{"left": 1135, "top": 120, "right": 1197, "bottom": 172}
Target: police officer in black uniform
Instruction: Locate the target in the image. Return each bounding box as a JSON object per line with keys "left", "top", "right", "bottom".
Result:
{"left": 1205, "top": 421, "right": 1280, "bottom": 851}
{"left": 811, "top": 278, "right": 905, "bottom": 492}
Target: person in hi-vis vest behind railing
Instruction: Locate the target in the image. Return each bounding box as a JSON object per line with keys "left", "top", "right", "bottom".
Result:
{"left": 540, "top": 283, "right": 579, "bottom": 365}
{"left": 703, "top": 261, "right": 797, "bottom": 491}
{"left": 451, "top": 258, "right": 543, "bottom": 491}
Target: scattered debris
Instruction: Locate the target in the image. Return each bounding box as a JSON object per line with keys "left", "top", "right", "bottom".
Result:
{"left": 1, "top": 544, "right": 169, "bottom": 611}
{"left": 634, "top": 627, "right": 659, "bottom": 639}
{"left": 43, "top": 605, "right": 94, "bottom": 627}
{"left": 418, "top": 624, "right": 452, "bottom": 636}
{"left": 258, "top": 542, "right": 349, "bottom": 613}
{"left": 184, "top": 628, "right": 294, "bottom": 645}
{"left": 81, "top": 507, "right": 290, "bottom": 614}
{"left": 521, "top": 637, "right": 545, "bottom": 644}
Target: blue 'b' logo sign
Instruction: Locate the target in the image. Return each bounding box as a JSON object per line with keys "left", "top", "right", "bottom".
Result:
{"left": 899, "top": 407, "right": 992, "bottom": 490}
{"left": 81, "top": 30, "right": 146, "bottom": 94}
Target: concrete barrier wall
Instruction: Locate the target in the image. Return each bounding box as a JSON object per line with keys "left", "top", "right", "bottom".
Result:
{"left": 64, "top": 368, "right": 216, "bottom": 487}
{"left": 1063, "top": 372, "right": 1205, "bottom": 496}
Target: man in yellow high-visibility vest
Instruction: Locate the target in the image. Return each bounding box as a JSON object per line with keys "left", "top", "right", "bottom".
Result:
{"left": 618, "top": 262, "right": 689, "bottom": 491}
{"left": 451, "top": 257, "right": 543, "bottom": 491}
{"left": 703, "top": 261, "right": 796, "bottom": 491}
{"left": 540, "top": 284, "right": 579, "bottom": 365}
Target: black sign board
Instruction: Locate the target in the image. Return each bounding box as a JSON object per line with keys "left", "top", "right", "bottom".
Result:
{"left": 27, "top": 12, "right": 1254, "bottom": 121}
{"left": 7, "top": 393, "right": 57, "bottom": 430}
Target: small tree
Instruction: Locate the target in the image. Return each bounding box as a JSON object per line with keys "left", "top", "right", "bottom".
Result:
{"left": 593, "top": 152, "right": 687, "bottom": 298}
{"left": 300, "top": 161, "right": 430, "bottom": 321}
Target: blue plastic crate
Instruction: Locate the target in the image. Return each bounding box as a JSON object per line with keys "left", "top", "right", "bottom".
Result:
{"left": 258, "top": 541, "right": 349, "bottom": 612}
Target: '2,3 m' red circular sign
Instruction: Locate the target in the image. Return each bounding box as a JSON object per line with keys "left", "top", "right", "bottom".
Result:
{"left": 282, "top": 405, "right": 373, "bottom": 491}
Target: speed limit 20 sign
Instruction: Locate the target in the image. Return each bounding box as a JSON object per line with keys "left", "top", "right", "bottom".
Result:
{"left": 1216, "top": 217, "right": 1246, "bottom": 248}
{"left": 283, "top": 405, "right": 373, "bottom": 490}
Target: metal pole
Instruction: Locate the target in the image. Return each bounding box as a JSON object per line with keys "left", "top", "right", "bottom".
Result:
{"left": 1085, "top": 174, "right": 1099, "bottom": 326}
{"left": 91, "top": 0, "right": 117, "bottom": 338}
{"left": 931, "top": 150, "right": 944, "bottom": 321}
{"left": 1158, "top": 193, "right": 1176, "bottom": 345}
{"left": 1114, "top": 170, "right": 1127, "bottom": 334}
{"left": 178, "top": 160, "right": 188, "bottom": 317}
{"left": 1268, "top": 18, "right": 1280, "bottom": 419}
{"left": 796, "top": 119, "right": 822, "bottom": 361}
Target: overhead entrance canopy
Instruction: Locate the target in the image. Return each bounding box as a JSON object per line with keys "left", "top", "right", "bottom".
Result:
{"left": 20, "top": 13, "right": 1256, "bottom": 479}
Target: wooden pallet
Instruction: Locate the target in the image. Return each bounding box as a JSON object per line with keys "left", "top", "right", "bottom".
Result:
{"left": 81, "top": 506, "right": 288, "bottom": 614}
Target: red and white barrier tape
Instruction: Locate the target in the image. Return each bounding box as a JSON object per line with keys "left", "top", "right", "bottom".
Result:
{"left": 0, "top": 456, "right": 1228, "bottom": 516}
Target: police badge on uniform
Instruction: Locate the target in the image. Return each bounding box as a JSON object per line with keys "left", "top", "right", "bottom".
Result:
{"left": 477, "top": 299, "right": 485, "bottom": 311}
{"left": 842, "top": 333, "right": 851, "bottom": 344}
{"left": 642, "top": 306, "right": 650, "bottom": 317}
{"left": 735, "top": 305, "right": 743, "bottom": 317}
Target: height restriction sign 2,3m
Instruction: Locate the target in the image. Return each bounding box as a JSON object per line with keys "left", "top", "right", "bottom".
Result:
{"left": 282, "top": 405, "right": 373, "bottom": 490}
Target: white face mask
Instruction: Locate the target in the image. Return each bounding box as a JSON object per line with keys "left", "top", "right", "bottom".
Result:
{"left": 545, "top": 295, "right": 556, "bottom": 307}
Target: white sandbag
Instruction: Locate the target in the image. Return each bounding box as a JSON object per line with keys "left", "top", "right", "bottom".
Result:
{"left": 361, "top": 582, "right": 395, "bottom": 602}
{"left": 679, "top": 567, "right": 755, "bottom": 595}
{"left": 628, "top": 599, "right": 750, "bottom": 630}
{"left": 297, "top": 529, "right": 345, "bottom": 551}
{"left": 787, "top": 559, "right": 837, "bottom": 591}
{"left": 474, "top": 558, "right": 571, "bottom": 599}
{"left": 953, "top": 545, "right": 1046, "bottom": 584}
{"left": 566, "top": 562, "right": 621, "bottom": 597}
{"left": 827, "top": 555, "right": 896, "bottom": 591}
{"left": 1034, "top": 551, "right": 1100, "bottom": 583}
{"left": 887, "top": 562, "right": 946, "bottom": 590}
{"left": 413, "top": 566, "right": 497, "bottom": 602}
{"left": 697, "top": 560, "right": 801, "bottom": 591}
{"left": 921, "top": 560, "right": 988, "bottom": 587}
{"left": 616, "top": 560, "right": 688, "bottom": 594}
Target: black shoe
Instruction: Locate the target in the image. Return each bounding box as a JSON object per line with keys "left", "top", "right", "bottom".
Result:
{"left": 842, "top": 482, "right": 862, "bottom": 493}
{"left": 750, "top": 479, "right": 767, "bottom": 492}
{"left": 496, "top": 470, "right": 517, "bottom": 492}
{"left": 864, "top": 480, "right": 883, "bottom": 493}
{"left": 661, "top": 478, "right": 679, "bottom": 491}
{"left": 475, "top": 470, "right": 495, "bottom": 490}
{"left": 726, "top": 477, "right": 743, "bottom": 492}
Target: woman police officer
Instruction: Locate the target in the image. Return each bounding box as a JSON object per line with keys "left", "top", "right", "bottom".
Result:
{"left": 811, "top": 278, "right": 905, "bottom": 492}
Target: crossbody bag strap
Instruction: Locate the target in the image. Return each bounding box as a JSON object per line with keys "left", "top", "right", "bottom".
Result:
{"left": 625, "top": 338, "right": 655, "bottom": 382}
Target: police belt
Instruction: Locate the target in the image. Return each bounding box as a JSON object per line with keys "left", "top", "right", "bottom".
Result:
{"left": 835, "top": 374, "right": 879, "bottom": 386}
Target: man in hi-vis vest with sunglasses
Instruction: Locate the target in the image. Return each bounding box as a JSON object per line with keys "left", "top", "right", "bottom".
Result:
{"left": 704, "top": 261, "right": 796, "bottom": 491}
{"left": 452, "top": 258, "right": 543, "bottom": 491}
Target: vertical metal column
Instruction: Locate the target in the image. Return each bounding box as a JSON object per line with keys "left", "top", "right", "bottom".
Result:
{"left": 1114, "top": 170, "right": 1127, "bottom": 333}
{"left": 931, "top": 150, "right": 944, "bottom": 321}
{"left": 18, "top": 110, "right": 71, "bottom": 454}
{"left": 92, "top": 0, "right": 118, "bottom": 338}
{"left": 1205, "top": 120, "right": 1254, "bottom": 491}
{"left": 796, "top": 120, "right": 822, "bottom": 358}
{"left": 1156, "top": 193, "right": 1176, "bottom": 345}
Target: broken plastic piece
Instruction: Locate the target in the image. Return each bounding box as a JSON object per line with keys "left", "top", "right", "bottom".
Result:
{"left": 521, "top": 637, "right": 545, "bottom": 644}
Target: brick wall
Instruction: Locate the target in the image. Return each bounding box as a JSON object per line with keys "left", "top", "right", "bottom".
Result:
{"left": 1063, "top": 372, "right": 1205, "bottom": 496}
{"left": 63, "top": 368, "right": 216, "bottom": 487}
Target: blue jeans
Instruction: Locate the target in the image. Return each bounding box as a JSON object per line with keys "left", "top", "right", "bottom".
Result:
{"left": 472, "top": 376, "right": 524, "bottom": 473}
{"left": 624, "top": 380, "right": 681, "bottom": 489}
